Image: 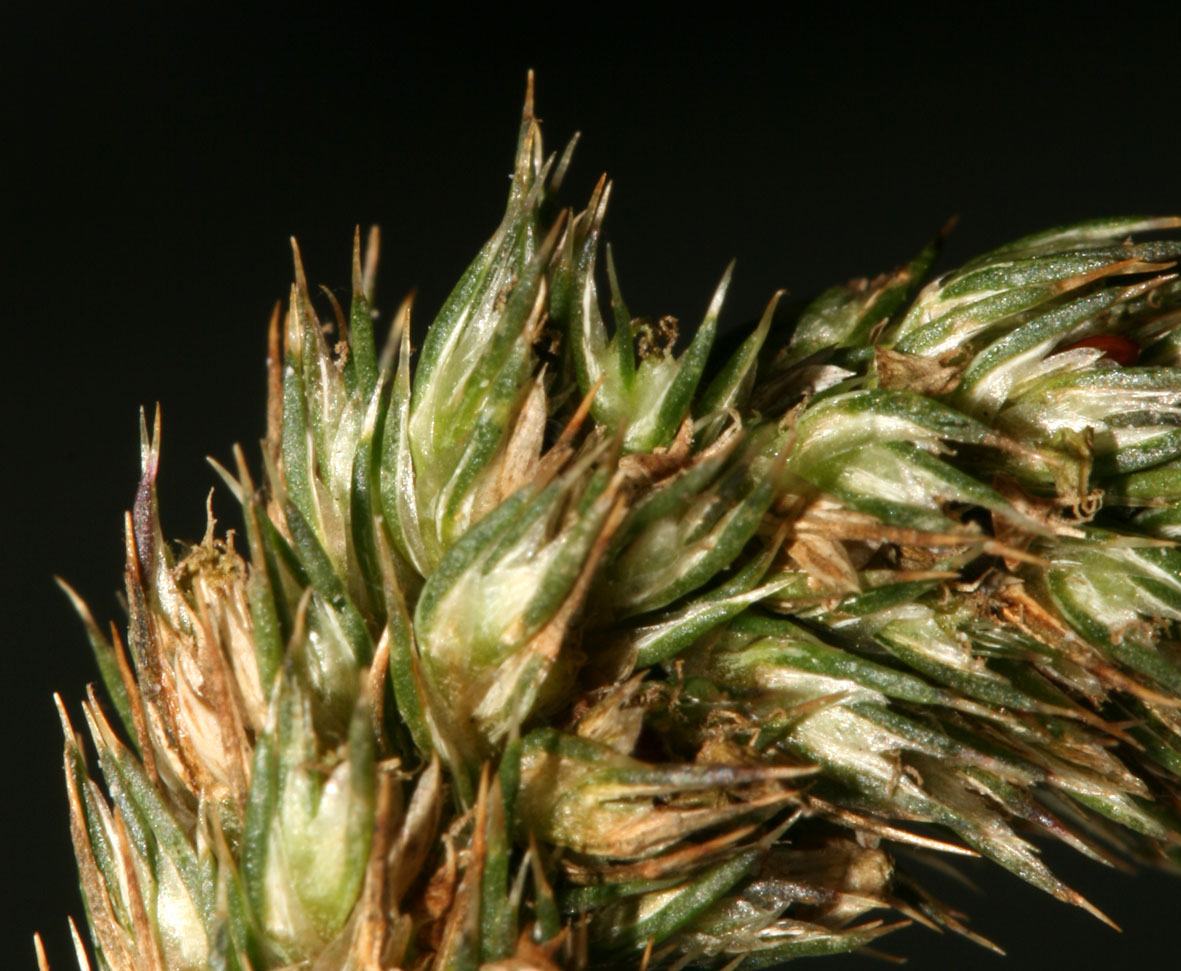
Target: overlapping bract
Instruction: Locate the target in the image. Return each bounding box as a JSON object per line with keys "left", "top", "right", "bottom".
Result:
{"left": 53, "top": 80, "right": 1181, "bottom": 970}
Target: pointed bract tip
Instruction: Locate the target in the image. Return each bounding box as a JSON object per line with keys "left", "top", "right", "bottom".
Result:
{"left": 1073, "top": 889, "right": 1121, "bottom": 931}
{"left": 363, "top": 224, "right": 381, "bottom": 303}
{"left": 290, "top": 236, "right": 310, "bottom": 298}
{"left": 352, "top": 224, "right": 364, "bottom": 294}
{"left": 586, "top": 177, "right": 613, "bottom": 234}
{"left": 701, "top": 261, "right": 736, "bottom": 323}
{"left": 52, "top": 692, "right": 76, "bottom": 742}
{"left": 524, "top": 69, "right": 535, "bottom": 119}
{"left": 206, "top": 454, "right": 246, "bottom": 503}
{"left": 232, "top": 441, "right": 256, "bottom": 494}
{"left": 136, "top": 404, "right": 162, "bottom": 474}
{"left": 552, "top": 134, "right": 579, "bottom": 193}
{"left": 67, "top": 918, "right": 92, "bottom": 971}
{"left": 267, "top": 300, "right": 282, "bottom": 334}
{"left": 54, "top": 575, "right": 89, "bottom": 613}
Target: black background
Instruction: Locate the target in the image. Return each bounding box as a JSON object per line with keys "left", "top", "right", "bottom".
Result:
{"left": 5, "top": 5, "right": 1181, "bottom": 969}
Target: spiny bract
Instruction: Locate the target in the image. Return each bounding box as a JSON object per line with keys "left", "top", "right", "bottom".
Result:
{"left": 46, "top": 76, "right": 1181, "bottom": 971}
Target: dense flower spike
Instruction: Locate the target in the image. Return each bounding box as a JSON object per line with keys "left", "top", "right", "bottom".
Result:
{"left": 50, "top": 76, "right": 1181, "bottom": 969}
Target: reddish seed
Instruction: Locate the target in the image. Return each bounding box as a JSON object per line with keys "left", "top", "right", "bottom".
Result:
{"left": 1060, "top": 335, "right": 1140, "bottom": 366}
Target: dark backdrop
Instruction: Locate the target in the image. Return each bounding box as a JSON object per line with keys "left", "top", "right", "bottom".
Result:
{"left": 6, "top": 6, "right": 1180, "bottom": 969}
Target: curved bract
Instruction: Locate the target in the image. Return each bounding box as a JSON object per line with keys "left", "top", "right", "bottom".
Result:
{"left": 50, "top": 78, "right": 1181, "bottom": 970}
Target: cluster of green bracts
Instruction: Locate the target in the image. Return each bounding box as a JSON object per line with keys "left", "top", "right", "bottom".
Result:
{"left": 56, "top": 79, "right": 1181, "bottom": 971}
